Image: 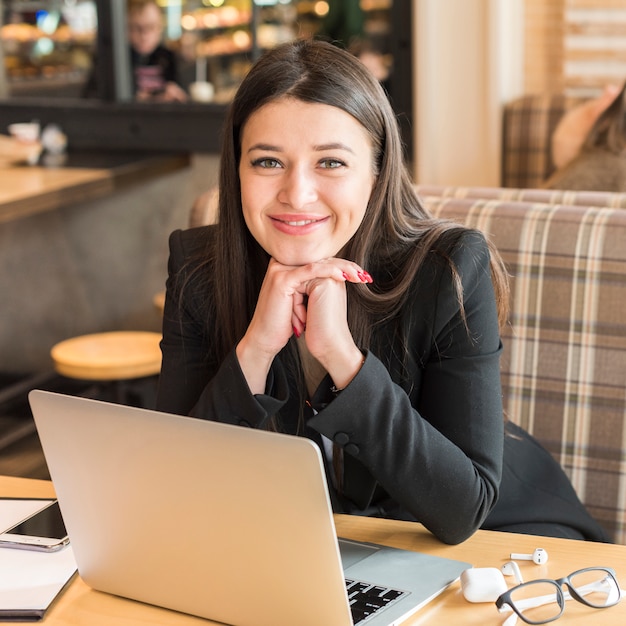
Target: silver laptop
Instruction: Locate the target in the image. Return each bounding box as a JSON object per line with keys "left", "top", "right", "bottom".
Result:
{"left": 28, "top": 390, "right": 470, "bottom": 626}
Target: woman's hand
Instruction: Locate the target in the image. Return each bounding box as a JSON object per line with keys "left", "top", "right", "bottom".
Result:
{"left": 236, "top": 258, "right": 371, "bottom": 394}
{"left": 301, "top": 270, "right": 368, "bottom": 389}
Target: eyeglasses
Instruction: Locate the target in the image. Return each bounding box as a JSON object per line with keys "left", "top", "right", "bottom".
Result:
{"left": 495, "top": 567, "right": 623, "bottom": 625}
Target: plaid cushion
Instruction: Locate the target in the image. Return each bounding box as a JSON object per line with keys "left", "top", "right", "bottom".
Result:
{"left": 423, "top": 194, "right": 626, "bottom": 544}
{"left": 501, "top": 95, "right": 583, "bottom": 189}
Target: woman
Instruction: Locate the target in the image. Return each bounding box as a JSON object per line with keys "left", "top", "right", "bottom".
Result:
{"left": 157, "top": 40, "right": 606, "bottom": 544}
{"left": 544, "top": 81, "right": 626, "bottom": 192}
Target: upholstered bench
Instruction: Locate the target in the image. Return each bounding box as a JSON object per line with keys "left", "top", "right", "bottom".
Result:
{"left": 417, "top": 184, "right": 626, "bottom": 209}
{"left": 417, "top": 186, "right": 626, "bottom": 543}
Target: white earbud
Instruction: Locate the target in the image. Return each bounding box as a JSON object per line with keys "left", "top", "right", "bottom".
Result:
{"left": 501, "top": 561, "right": 524, "bottom": 584}
{"left": 510, "top": 548, "right": 549, "bottom": 565}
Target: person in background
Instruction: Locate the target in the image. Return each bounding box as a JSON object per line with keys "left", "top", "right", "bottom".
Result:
{"left": 83, "top": 0, "right": 187, "bottom": 102}
{"left": 157, "top": 39, "right": 609, "bottom": 545}
{"left": 544, "top": 82, "right": 626, "bottom": 191}
{"left": 126, "top": 0, "right": 187, "bottom": 102}
{"left": 550, "top": 84, "right": 620, "bottom": 172}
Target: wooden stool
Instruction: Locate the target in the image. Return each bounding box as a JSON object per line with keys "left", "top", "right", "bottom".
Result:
{"left": 50, "top": 331, "right": 162, "bottom": 406}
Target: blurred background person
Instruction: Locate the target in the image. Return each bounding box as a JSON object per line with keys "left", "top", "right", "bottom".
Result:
{"left": 127, "top": 0, "right": 187, "bottom": 102}
{"left": 544, "top": 82, "right": 626, "bottom": 191}
{"left": 83, "top": 0, "right": 187, "bottom": 102}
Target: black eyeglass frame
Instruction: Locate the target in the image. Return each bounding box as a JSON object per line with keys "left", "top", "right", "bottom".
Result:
{"left": 495, "top": 566, "right": 620, "bottom": 625}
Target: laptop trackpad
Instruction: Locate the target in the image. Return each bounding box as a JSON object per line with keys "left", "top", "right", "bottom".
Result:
{"left": 338, "top": 538, "right": 380, "bottom": 569}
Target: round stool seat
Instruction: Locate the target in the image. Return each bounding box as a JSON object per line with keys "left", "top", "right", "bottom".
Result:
{"left": 51, "top": 331, "right": 162, "bottom": 381}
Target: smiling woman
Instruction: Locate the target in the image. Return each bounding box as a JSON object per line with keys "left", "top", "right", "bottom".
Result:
{"left": 154, "top": 37, "right": 590, "bottom": 556}
{"left": 155, "top": 39, "right": 610, "bottom": 547}
{"left": 156, "top": 39, "right": 513, "bottom": 546}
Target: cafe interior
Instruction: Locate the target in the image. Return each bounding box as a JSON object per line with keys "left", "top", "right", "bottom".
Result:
{"left": 2, "top": 1, "right": 626, "bottom": 624}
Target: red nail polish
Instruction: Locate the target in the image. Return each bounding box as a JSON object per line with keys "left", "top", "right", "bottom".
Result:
{"left": 363, "top": 271, "right": 373, "bottom": 283}
{"left": 342, "top": 271, "right": 350, "bottom": 280}
{"left": 293, "top": 326, "right": 301, "bottom": 338}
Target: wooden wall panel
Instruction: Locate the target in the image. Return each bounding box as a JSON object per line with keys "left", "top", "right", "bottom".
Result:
{"left": 524, "top": 0, "right": 626, "bottom": 96}
{"left": 524, "top": 0, "right": 565, "bottom": 94}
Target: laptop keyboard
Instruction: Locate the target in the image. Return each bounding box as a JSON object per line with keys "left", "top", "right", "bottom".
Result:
{"left": 345, "top": 578, "right": 408, "bottom": 625}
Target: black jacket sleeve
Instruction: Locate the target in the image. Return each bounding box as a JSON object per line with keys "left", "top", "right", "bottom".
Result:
{"left": 157, "top": 227, "right": 504, "bottom": 544}
{"left": 306, "top": 231, "right": 503, "bottom": 544}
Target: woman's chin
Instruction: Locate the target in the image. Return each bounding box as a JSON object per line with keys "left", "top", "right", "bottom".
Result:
{"left": 271, "top": 248, "right": 335, "bottom": 267}
{"left": 273, "top": 255, "right": 314, "bottom": 267}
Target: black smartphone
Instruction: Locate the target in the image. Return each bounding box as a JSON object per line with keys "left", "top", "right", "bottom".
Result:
{"left": 0, "top": 500, "right": 69, "bottom": 552}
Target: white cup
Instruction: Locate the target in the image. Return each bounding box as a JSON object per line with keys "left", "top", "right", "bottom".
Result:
{"left": 8, "top": 122, "right": 40, "bottom": 143}
{"left": 6, "top": 122, "right": 42, "bottom": 164}
{"left": 189, "top": 81, "right": 214, "bottom": 103}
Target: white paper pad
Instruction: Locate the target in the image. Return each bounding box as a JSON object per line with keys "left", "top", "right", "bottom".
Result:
{"left": 0, "top": 500, "right": 77, "bottom": 620}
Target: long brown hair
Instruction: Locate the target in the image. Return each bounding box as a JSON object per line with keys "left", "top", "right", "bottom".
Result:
{"left": 208, "top": 39, "right": 509, "bottom": 364}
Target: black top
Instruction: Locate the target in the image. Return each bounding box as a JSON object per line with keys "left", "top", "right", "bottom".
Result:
{"left": 157, "top": 225, "right": 609, "bottom": 544}
{"left": 130, "top": 45, "right": 179, "bottom": 96}
{"left": 82, "top": 45, "right": 180, "bottom": 99}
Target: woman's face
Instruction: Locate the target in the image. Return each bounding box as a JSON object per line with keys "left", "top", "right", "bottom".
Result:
{"left": 238, "top": 97, "right": 376, "bottom": 266}
{"left": 128, "top": 4, "right": 163, "bottom": 56}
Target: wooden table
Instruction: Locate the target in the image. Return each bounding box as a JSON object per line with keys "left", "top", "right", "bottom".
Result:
{"left": 0, "top": 151, "right": 190, "bottom": 224}
{"left": 3, "top": 476, "right": 626, "bottom": 625}
{"left": 0, "top": 150, "right": 195, "bottom": 373}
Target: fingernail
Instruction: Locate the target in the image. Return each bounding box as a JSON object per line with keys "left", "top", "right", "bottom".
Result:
{"left": 293, "top": 326, "right": 301, "bottom": 338}
{"left": 357, "top": 271, "right": 366, "bottom": 282}
{"left": 363, "top": 271, "right": 373, "bottom": 283}
{"left": 342, "top": 271, "right": 350, "bottom": 281}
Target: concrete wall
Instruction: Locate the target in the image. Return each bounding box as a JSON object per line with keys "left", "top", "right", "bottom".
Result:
{"left": 1, "top": 154, "right": 219, "bottom": 374}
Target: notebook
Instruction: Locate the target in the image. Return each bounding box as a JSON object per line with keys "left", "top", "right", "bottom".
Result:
{"left": 0, "top": 499, "right": 77, "bottom": 620}
{"left": 28, "top": 389, "right": 470, "bottom": 626}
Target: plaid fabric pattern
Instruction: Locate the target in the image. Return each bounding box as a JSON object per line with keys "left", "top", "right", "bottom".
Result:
{"left": 501, "top": 94, "right": 583, "bottom": 189}
{"left": 422, "top": 193, "right": 626, "bottom": 544}
{"left": 416, "top": 185, "right": 626, "bottom": 210}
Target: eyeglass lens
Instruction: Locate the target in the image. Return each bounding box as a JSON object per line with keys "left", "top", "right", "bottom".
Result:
{"left": 567, "top": 568, "right": 620, "bottom": 608}
{"left": 508, "top": 568, "right": 620, "bottom": 624}
{"left": 508, "top": 581, "right": 562, "bottom": 623}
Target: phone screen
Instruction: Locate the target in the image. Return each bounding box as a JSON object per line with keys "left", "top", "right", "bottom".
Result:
{"left": 6, "top": 501, "right": 68, "bottom": 540}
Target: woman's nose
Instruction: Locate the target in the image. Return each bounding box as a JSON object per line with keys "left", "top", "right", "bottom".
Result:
{"left": 277, "top": 167, "right": 318, "bottom": 208}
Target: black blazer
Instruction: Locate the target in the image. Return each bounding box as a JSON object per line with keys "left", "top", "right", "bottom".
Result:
{"left": 157, "top": 226, "right": 609, "bottom": 544}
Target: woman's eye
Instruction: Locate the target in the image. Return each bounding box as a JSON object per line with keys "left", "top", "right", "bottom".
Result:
{"left": 320, "top": 158, "right": 345, "bottom": 169}
{"left": 252, "top": 158, "right": 282, "bottom": 169}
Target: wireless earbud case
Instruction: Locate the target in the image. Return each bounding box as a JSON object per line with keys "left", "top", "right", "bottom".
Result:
{"left": 460, "top": 568, "right": 508, "bottom": 602}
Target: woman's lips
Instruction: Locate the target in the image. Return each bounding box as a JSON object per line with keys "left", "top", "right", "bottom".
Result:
{"left": 278, "top": 218, "right": 317, "bottom": 226}
{"left": 270, "top": 215, "right": 329, "bottom": 234}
